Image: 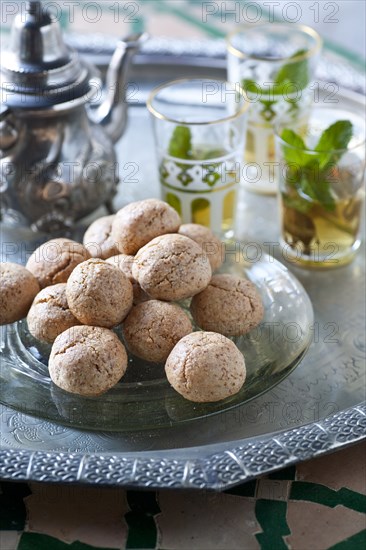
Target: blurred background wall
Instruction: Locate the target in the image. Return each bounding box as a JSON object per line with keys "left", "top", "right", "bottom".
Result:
{"left": 1, "top": 0, "right": 365, "bottom": 63}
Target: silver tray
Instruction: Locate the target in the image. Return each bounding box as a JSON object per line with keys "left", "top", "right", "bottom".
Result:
{"left": 0, "top": 40, "right": 365, "bottom": 489}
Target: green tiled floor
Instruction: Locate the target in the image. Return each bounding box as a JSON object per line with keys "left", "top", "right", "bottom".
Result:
{"left": 1, "top": 443, "right": 365, "bottom": 550}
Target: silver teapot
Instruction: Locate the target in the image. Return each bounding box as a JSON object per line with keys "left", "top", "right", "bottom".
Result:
{"left": 0, "top": 0, "right": 147, "bottom": 232}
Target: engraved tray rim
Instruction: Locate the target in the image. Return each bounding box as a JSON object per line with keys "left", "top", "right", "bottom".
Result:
{"left": 0, "top": 403, "right": 365, "bottom": 489}
{"left": 0, "top": 39, "right": 365, "bottom": 489}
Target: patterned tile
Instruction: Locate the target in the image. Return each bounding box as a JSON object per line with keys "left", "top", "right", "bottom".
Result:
{"left": 17, "top": 533, "right": 116, "bottom": 550}
{"left": 125, "top": 491, "right": 160, "bottom": 549}
{"left": 0, "top": 531, "right": 21, "bottom": 550}
{"left": 296, "top": 441, "right": 366, "bottom": 493}
{"left": 25, "top": 484, "right": 128, "bottom": 548}
{"left": 0, "top": 483, "right": 31, "bottom": 530}
{"left": 285, "top": 502, "right": 366, "bottom": 549}
{"left": 156, "top": 490, "right": 260, "bottom": 549}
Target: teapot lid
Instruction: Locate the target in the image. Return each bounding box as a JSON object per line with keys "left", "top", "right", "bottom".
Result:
{"left": 0, "top": 1, "right": 97, "bottom": 109}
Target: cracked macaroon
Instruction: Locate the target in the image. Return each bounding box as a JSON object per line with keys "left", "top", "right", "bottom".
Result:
{"left": 0, "top": 262, "right": 40, "bottom": 325}
{"left": 178, "top": 223, "right": 224, "bottom": 272}
{"left": 106, "top": 253, "right": 150, "bottom": 305}
{"left": 66, "top": 258, "right": 133, "bottom": 328}
{"left": 122, "top": 300, "right": 193, "bottom": 363}
{"left": 132, "top": 234, "right": 212, "bottom": 301}
{"left": 49, "top": 325, "right": 128, "bottom": 396}
{"left": 83, "top": 215, "right": 119, "bottom": 259}
{"left": 190, "top": 274, "right": 264, "bottom": 337}
{"left": 111, "top": 198, "right": 181, "bottom": 255}
{"left": 26, "top": 238, "right": 90, "bottom": 289}
{"left": 165, "top": 331, "right": 246, "bottom": 402}
{"left": 27, "top": 283, "right": 81, "bottom": 344}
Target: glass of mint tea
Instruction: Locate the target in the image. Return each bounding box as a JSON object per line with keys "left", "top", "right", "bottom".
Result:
{"left": 147, "top": 78, "right": 249, "bottom": 237}
{"left": 275, "top": 106, "right": 366, "bottom": 268}
{"left": 227, "top": 24, "right": 322, "bottom": 194}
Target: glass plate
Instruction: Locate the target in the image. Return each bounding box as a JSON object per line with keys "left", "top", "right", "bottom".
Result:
{"left": 0, "top": 252, "right": 313, "bottom": 432}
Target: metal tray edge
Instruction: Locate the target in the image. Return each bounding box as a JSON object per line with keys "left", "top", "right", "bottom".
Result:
{"left": 1, "top": 402, "right": 365, "bottom": 489}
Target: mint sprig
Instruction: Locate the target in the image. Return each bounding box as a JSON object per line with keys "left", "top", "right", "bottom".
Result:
{"left": 168, "top": 125, "right": 192, "bottom": 159}
{"left": 242, "top": 49, "right": 309, "bottom": 122}
{"left": 274, "top": 48, "right": 309, "bottom": 91}
{"left": 281, "top": 120, "right": 353, "bottom": 212}
{"left": 314, "top": 120, "right": 353, "bottom": 170}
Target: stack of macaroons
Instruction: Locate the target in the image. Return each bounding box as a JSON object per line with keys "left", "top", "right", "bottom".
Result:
{"left": 0, "top": 199, "right": 264, "bottom": 402}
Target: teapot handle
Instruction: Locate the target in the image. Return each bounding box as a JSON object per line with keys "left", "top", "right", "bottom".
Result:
{"left": 0, "top": 107, "right": 19, "bottom": 151}
{"left": 0, "top": 105, "right": 10, "bottom": 121}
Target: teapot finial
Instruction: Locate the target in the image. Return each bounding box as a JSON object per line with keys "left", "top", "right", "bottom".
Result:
{"left": 1, "top": 0, "right": 91, "bottom": 108}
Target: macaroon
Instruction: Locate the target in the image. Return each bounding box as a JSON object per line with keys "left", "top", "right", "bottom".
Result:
{"left": 165, "top": 331, "right": 246, "bottom": 402}
{"left": 49, "top": 325, "right": 128, "bottom": 396}
{"left": 132, "top": 234, "right": 212, "bottom": 301}
{"left": 106, "top": 253, "right": 149, "bottom": 305}
{"left": 178, "top": 223, "right": 224, "bottom": 271}
{"left": 0, "top": 262, "right": 40, "bottom": 325}
{"left": 83, "top": 215, "right": 119, "bottom": 259}
{"left": 27, "top": 283, "right": 81, "bottom": 343}
{"left": 111, "top": 198, "right": 181, "bottom": 255}
{"left": 66, "top": 258, "right": 133, "bottom": 328}
{"left": 122, "top": 300, "right": 193, "bottom": 362}
{"left": 26, "top": 238, "right": 90, "bottom": 288}
{"left": 190, "top": 274, "right": 264, "bottom": 337}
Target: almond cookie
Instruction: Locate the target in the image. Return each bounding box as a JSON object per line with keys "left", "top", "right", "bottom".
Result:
{"left": 132, "top": 234, "right": 212, "bottom": 301}
{"left": 83, "top": 215, "right": 119, "bottom": 259}
{"left": 49, "top": 325, "right": 128, "bottom": 396}
{"left": 123, "top": 300, "right": 193, "bottom": 363}
{"left": 0, "top": 262, "right": 40, "bottom": 325}
{"left": 27, "top": 283, "right": 81, "bottom": 344}
{"left": 190, "top": 274, "right": 264, "bottom": 337}
{"left": 106, "top": 253, "right": 149, "bottom": 305}
{"left": 111, "top": 198, "right": 181, "bottom": 255}
{"left": 66, "top": 258, "right": 133, "bottom": 328}
{"left": 165, "top": 331, "right": 246, "bottom": 402}
{"left": 26, "top": 238, "right": 90, "bottom": 289}
{"left": 178, "top": 223, "right": 224, "bottom": 272}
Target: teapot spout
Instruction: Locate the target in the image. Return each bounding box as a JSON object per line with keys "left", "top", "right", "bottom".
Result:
{"left": 89, "top": 32, "right": 148, "bottom": 143}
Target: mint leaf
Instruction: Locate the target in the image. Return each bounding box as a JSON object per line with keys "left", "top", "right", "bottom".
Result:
{"left": 315, "top": 120, "right": 353, "bottom": 152}
{"left": 274, "top": 49, "right": 309, "bottom": 92}
{"left": 281, "top": 129, "right": 306, "bottom": 150}
{"left": 300, "top": 160, "right": 336, "bottom": 212}
{"left": 280, "top": 129, "right": 308, "bottom": 165}
{"left": 242, "top": 49, "right": 309, "bottom": 96}
{"left": 242, "top": 79, "right": 262, "bottom": 95}
{"left": 168, "top": 125, "right": 192, "bottom": 159}
{"left": 314, "top": 120, "right": 353, "bottom": 169}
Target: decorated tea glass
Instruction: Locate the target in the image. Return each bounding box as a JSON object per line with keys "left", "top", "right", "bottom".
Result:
{"left": 227, "top": 23, "right": 322, "bottom": 194}
{"left": 275, "top": 105, "right": 366, "bottom": 268}
{"left": 147, "top": 78, "right": 249, "bottom": 237}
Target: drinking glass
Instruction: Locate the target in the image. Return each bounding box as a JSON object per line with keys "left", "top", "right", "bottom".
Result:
{"left": 227, "top": 23, "right": 322, "bottom": 194}
{"left": 275, "top": 105, "right": 366, "bottom": 268}
{"left": 147, "top": 78, "right": 249, "bottom": 237}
